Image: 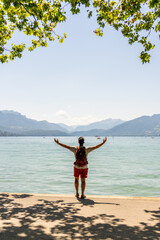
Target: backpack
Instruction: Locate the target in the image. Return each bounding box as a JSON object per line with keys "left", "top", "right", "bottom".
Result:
{"left": 74, "top": 147, "right": 88, "bottom": 167}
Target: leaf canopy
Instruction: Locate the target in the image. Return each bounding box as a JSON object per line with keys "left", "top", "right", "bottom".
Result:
{"left": 0, "top": 0, "right": 159, "bottom": 63}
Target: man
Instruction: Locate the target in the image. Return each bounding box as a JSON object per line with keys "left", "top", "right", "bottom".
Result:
{"left": 54, "top": 136, "right": 107, "bottom": 199}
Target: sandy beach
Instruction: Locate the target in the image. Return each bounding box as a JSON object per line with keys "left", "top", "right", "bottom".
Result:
{"left": 0, "top": 193, "right": 160, "bottom": 239}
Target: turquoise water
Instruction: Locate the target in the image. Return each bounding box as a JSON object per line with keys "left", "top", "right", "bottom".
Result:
{"left": 0, "top": 136, "right": 159, "bottom": 197}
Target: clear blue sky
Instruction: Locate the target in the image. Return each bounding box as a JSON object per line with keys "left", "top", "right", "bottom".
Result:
{"left": 0, "top": 7, "right": 160, "bottom": 125}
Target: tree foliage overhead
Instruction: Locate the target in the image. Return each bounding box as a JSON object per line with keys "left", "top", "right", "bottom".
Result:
{"left": 0, "top": 0, "right": 160, "bottom": 63}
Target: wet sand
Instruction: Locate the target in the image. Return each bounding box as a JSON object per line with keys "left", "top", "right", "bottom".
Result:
{"left": 0, "top": 193, "right": 160, "bottom": 239}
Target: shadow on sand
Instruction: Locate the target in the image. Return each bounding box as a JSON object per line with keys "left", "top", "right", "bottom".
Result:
{"left": 0, "top": 193, "right": 159, "bottom": 239}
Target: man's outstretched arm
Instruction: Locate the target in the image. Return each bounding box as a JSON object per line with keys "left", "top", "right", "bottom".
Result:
{"left": 54, "top": 138, "right": 71, "bottom": 150}
{"left": 91, "top": 137, "right": 107, "bottom": 151}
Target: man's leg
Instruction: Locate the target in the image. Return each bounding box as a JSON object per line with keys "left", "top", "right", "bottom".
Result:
{"left": 74, "top": 177, "right": 79, "bottom": 196}
{"left": 81, "top": 168, "right": 88, "bottom": 198}
{"left": 81, "top": 178, "right": 86, "bottom": 197}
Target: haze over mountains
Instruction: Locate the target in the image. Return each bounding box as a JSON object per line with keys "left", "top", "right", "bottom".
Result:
{"left": 0, "top": 110, "right": 160, "bottom": 136}
{"left": 0, "top": 110, "right": 124, "bottom": 135}
{"left": 58, "top": 119, "right": 124, "bottom": 132}
{"left": 0, "top": 110, "right": 66, "bottom": 133}
{"left": 105, "top": 114, "right": 160, "bottom": 136}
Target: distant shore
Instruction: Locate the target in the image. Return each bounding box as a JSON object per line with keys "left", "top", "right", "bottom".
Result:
{"left": 1, "top": 134, "right": 160, "bottom": 137}
{"left": 0, "top": 193, "right": 160, "bottom": 239}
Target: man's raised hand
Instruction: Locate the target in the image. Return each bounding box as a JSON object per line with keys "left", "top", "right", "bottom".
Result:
{"left": 54, "top": 138, "right": 59, "bottom": 144}
{"left": 103, "top": 137, "right": 107, "bottom": 144}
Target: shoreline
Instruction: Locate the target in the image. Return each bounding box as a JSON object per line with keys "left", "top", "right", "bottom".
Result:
{"left": 1, "top": 192, "right": 160, "bottom": 200}
{"left": 0, "top": 192, "right": 160, "bottom": 239}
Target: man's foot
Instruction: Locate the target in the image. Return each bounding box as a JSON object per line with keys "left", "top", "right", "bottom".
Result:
{"left": 75, "top": 193, "right": 79, "bottom": 198}
{"left": 81, "top": 195, "right": 86, "bottom": 199}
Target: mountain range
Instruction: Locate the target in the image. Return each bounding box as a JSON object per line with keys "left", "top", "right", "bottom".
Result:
{"left": 105, "top": 114, "right": 160, "bottom": 136}
{"left": 0, "top": 110, "right": 66, "bottom": 133}
{"left": 0, "top": 110, "right": 160, "bottom": 136}
{"left": 0, "top": 110, "right": 123, "bottom": 135}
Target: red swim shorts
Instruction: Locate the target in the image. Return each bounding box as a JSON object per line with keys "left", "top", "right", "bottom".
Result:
{"left": 74, "top": 167, "right": 88, "bottom": 178}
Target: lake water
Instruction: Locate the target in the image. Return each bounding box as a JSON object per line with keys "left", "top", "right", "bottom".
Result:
{"left": 0, "top": 136, "right": 159, "bottom": 197}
